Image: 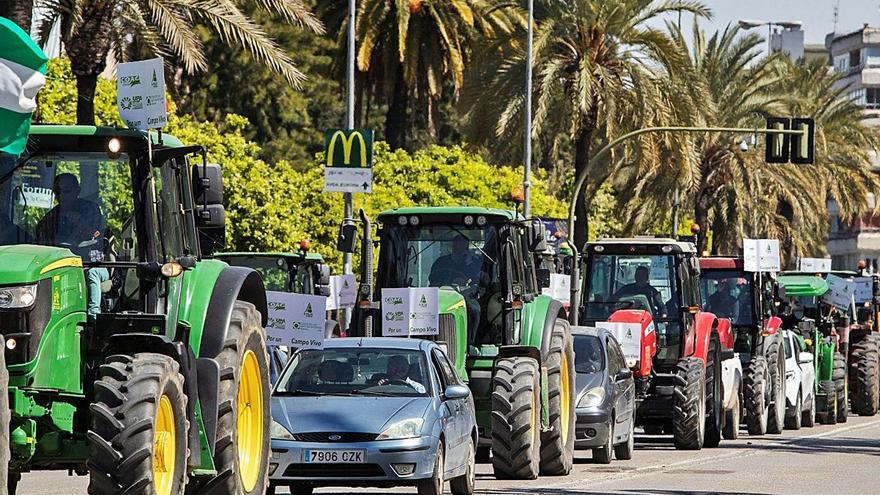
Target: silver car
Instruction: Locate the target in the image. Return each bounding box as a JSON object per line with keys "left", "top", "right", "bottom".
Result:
{"left": 268, "top": 337, "right": 477, "bottom": 495}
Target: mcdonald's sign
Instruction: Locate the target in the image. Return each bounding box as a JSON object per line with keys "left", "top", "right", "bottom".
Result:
{"left": 324, "top": 129, "right": 374, "bottom": 168}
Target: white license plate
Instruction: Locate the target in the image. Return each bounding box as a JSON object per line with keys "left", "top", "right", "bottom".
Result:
{"left": 303, "top": 449, "right": 365, "bottom": 463}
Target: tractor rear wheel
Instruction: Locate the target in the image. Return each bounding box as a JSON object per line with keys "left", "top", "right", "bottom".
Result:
{"left": 539, "top": 319, "right": 575, "bottom": 476}
{"left": 491, "top": 356, "right": 541, "bottom": 479}
{"left": 850, "top": 335, "right": 878, "bottom": 416}
{"left": 200, "top": 301, "right": 271, "bottom": 494}
{"left": 834, "top": 352, "right": 848, "bottom": 423}
{"left": 87, "top": 353, "right": 188, "bottom": 495}
{"left": 672, "top": 358, "right": 705, "bottom": 450}
{"left": 744, "top": 355, "right": 769, "bottom": 435}
{"left": 766, "top": 339, "right": 786, "bottom": 434}
{"left": 818, "top": 380, "right": 838, "bottom": 425}
{"left": 704, "top": 334, "right": 723, "bottom": 448}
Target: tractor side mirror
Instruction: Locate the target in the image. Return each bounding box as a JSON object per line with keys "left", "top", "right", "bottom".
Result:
{"left": 192, "top": 163, "right": 223, "bottom": 205}
{"left": 192, "top": 163, "right": 225, "bottom": 256}
{"left": 338, "top": 223, "right": 358, "bottom": 253}
{"left": 526, "top": 219, "right": 547, "bottom": 253}
{"left": 315, "top": 264, "right": 332, "bottom": 296}
{"left": 536, "top": 267, "right": 551, "bottom": 289}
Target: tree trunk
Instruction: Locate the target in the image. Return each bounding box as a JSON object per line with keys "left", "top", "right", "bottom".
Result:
{"left": 75, "top": 74, "right": 98, "bottom": 125}
{"left": 0, "top": 0, "right": 34, "bottom": 33}
{"left": 385, "top": 63, "right": 408, "bottom": 150}
{"left": 573, "top": 128, "right": 592, "bottom": 250}
{"left": 694, "top": 186, "right": 711, "bottom": 254}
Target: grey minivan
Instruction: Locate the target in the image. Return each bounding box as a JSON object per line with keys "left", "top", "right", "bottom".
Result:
{"left": 268, "top": 337, "right": 477, "bottom": 495}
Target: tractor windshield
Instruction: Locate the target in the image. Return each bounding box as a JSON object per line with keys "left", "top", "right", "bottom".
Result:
{"left": 222, "top": 256, "right": 316, "bottom": 294}
{"left": 700, "top": 271, "right": 755, "bottom": 327}
{"left": 378, "top": 223, "right": 500, "bottom": 290}
{"left": 584, "top": 254, "right": 679, "bottom": 320}
{"left": 0, "top": 152, "right": 133, "bottom": 263}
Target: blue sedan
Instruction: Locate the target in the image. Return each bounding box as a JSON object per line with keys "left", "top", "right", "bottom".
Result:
{"left": 268, "top": 337, "right": 477, "bottom": 495}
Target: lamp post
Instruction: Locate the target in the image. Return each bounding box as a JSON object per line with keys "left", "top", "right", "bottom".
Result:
{"left": 523, "top": 0, "right": 534, "bottom": 218}
{"left": 738, "top": 19, "right": 802, "bottom": 53}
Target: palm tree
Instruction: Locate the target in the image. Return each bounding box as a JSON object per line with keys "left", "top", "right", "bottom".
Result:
{"left": 321, "top": 0, "right": 520, "bottom": 150}
{"left": 465, "top": 0, "right": 710, "bottom": 249}
{"left": 33, "top": 0, "right": 323, "bottom": 124}
{"left": 0, "top": 0, "right": 33, "bottom": 33}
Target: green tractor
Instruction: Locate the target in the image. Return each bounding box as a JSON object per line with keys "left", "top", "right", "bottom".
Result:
{"left": 0, "top": 125, "right": 272, "bottom": 494}
{"left": 347, "top": 207, "right": 576, "bottom": 479}
{"left": 777, "top": 274, "right": 847, "bottom": 423}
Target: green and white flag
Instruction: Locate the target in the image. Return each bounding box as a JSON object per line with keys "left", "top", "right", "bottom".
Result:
{"left": 0, "top": 17, "right": 48, "bottom": 156}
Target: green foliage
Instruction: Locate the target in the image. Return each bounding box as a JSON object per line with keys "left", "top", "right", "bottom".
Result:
{"left": 35, "top": 58, "right": 122, "bottom": 126}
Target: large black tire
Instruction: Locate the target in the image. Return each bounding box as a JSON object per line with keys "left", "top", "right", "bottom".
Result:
{"left": 704, "top": 335, "right": 723, "bottom": 448}
{"left": 491, "top": 356, "right": 541, "bottom": 479}
{"left": 850, "top": 335, "right": 879, "bottom": 416}
{"left": 785, "top": 391, "right": 802, "bottom": 430}
{"left": 743, "top": 355, "right": 769, "bottom": 435}
{"left": 765, "top": 339, "right": 786, "bottom": 434}
{"left": 672, "top": 358, "right": 705, "bottom": 450}
{"left": 87, "top": 353, "right": 188, "bottom": 494}
{"left": 722, "top": 390, "right": 741, "bottom": 440}
{"left": 539, "top": 319, "right": 575, "bottom": 476}
{"left": 196, "top": 301, "right": 271, "bottom": 494}
{"left": 450, "top": 437, "right": 476, "bottom": 495}
{"left": 833, "top": 352, "right": 848, "bottom": 423}
{"left": 818, "top": 380, "right": 838, "bottom": 425}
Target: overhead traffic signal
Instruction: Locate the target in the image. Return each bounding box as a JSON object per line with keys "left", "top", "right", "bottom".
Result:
{"left": 790, "top": 117, "right": 815, "bottom": 164}
{"left": 765, "top": 117, "right": 790, "bottom": 163}
{"left": 764, "top": 117, "right": 814, "bottom": 164}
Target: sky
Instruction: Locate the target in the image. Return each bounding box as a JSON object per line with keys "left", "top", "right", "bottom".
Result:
{"left": 648, "top": 0, "right": 880, "bottom": 49}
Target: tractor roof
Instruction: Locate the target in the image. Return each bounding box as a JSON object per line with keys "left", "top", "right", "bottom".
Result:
{"left": 784, "top": 270, "right": 859, "bottom": 278}
{"left": 217, "top": 252, "right": 324, "bottom": 262}
{"left": 377, "top": 206, "right": 520, "bottom": 222}
{"left": 587, "top": 237, "right": 697, "bottom": 254}
{"left": 29, "top": 125, "right": 184, "bottom": 148}
{"left": 699, "top": 257, "right": 744, "bottom": 270}
{"left": 777, "top": 274, "right": 829, "bottom": 297}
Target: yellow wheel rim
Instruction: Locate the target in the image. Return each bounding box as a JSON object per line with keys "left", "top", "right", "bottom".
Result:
{"left": 154, "top": 395, "right": 176, "bottom": 495}
{"left": 559, "top": 352, "right": 571, "bottom": 444}
{"left": 237, "top": 350, "right": 264, "bottom": 491}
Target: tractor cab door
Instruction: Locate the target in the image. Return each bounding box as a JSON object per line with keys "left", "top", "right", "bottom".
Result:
{"left": 497, "top": 224, "right": 540, "bottom": 346}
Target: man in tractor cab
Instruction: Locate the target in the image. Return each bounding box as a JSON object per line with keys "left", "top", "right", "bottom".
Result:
{"left": 613, "top": 265, "right": 666, "bottom": 316}
{"left": 706, "top": 279, "right": 738, "bottom": 319}
{"left": 430, "top": 233, "right": 485, "bottom": 343}
{"left": 35, "top": 173, "right": 109, "bottom": 316}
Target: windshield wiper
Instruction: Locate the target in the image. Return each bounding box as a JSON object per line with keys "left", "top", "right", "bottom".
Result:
{"left": 278, "top": 389, "right": 334, "bottom": 396}
{"left": 350, "top": 389, "right": 394, "bottom": 396}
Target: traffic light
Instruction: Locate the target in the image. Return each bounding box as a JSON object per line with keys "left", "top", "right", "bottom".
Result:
{"left": 790, "top": 117, "right": 815, "bottom": 164}
{"left": 765, "top": 117, "right": 790, "bottom": 163}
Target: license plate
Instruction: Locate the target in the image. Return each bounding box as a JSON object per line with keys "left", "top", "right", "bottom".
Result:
{"left": 303, "top": 449, "right": 365, "bottom": 463}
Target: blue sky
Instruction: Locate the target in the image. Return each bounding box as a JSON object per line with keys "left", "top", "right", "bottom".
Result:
{"left": 647, "top": 0, "right": 880, "bottom": 49}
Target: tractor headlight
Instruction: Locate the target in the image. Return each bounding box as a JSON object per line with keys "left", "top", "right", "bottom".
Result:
{"left": 0, "top": 284, "right": 38, "bottom": 309}
{"left": 377, "top": 418, "right": 424, "bottom": 440}
{"left": 271, "top": 420, "right": 295, "bottom": 440}
{"left": 577, "top": 387, "right": 606, "bottom": 409}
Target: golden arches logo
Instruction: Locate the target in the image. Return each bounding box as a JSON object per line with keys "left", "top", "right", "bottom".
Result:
{"left": 326, "top": 130, "right": 369, "bottom": 167}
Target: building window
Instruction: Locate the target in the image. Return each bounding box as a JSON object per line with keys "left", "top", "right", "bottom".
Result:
{"left": 850, "top": 49, "right": 862, "bottom": 69}
{"left": 835, "top": 54, "right": 849, "bottom": 73}
{"left": 867, "top": 88, "right": 880, "bottom": 109}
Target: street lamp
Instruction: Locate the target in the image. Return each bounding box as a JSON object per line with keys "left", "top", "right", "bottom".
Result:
{"left": 738, "top": 19, "right": 803, "bottom": 53}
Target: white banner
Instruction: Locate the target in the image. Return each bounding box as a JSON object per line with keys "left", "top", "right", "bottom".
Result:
{"left": 324, "top": 167, "right": 373, "bottom": 193}
{"left": 799, "top": 257, "right": 832, "bottom": 272}
{"left": 381, "top": 287, "right": 439, "bottom": 337}
{"left": 326, "top": 274, "right": 357, "bottom": 310}
{"left": 265, "top": 291, "right": 326, "bottom": 349}
{"left": 853, "top": 277, "right": 873, "bottom": 304}
{"left": 117, "top": 57, "right": 167, "bottom": 130}
{"left": 596, "top": 321, "right": 645, "bottom": 369}
{"left": 822, "top": 274, "right": 855, "bottom": 310}
{"left": 743, "top": 239, "right": 780, "bottom": 272}
{"left": 541, "top": 273, "right": 571, "bottom": 303}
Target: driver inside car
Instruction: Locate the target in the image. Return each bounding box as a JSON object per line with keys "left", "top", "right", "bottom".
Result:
{"left": 613, "top": 266, "right": 665, "bottom": 316}
{"left": 36, "top": 173, "right": 109, "bottom": 316}
{"left": 376, "top": 355, "right": 426, "bottom": 393}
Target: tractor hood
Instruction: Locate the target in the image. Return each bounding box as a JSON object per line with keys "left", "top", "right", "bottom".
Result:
{"left": 0, "top": 245, "right": 80, "bottom": 284}
{"left": 438, "top": 289, "right": 467, "bottom": 314}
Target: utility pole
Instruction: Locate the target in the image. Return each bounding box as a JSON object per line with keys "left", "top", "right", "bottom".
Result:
{"left": 522, "top": 0, "right": 534, "bottom": 218}
{"left": 342, "top": 0, "right": 356, "bottom": 326}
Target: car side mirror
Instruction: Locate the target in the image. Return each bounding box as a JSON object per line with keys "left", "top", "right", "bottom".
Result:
{"left": 615, "top": 369, "right": 633, "bottom": 381}
{"left": 798, "top": 352, "right": 813, "bottom": 364}
{"left": 443, "top": 384, "right": 470, "bottom": 401}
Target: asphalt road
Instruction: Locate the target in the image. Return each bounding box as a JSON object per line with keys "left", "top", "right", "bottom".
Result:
{"left": 19, "top": 415, "right": 880, "bottom": 495}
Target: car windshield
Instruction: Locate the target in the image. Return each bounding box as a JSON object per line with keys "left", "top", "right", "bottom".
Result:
{"left": 275, "top": 348, "right": 431, "bottom": 397}
{"left": 0, "top": 152, "right": 133, "bottom": 262}
{"left": 574, "top": 334, "right": 605, "bottom": 373}
{"left": 700, "top": 271, "right": 755, "bottom": 326}
{"left": 584, "top": 253, "right": 679, "bottom": 320}
{"left": 378, "top": 223, "right": 500, "bottom": 289}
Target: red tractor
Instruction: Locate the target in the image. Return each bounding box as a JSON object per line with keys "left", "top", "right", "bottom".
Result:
{"left": 699, "top": 257, "right": 786, "bottom": 435}
{"left": 579, "top": 238, "right": 734, "bottom": 449}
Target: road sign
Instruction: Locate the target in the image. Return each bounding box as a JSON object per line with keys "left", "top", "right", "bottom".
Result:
{"left": 324, "top": 129, "right": 374, "bottom": 193}
{"left": 117, "top": 57, "right": 167, "bottom": 131}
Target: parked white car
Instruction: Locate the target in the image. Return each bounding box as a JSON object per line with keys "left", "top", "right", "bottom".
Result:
{"left": 783, "top": 330, "right": 816, "bottom": 429}
{"left": 721, "top": 352, "right": 742, "bottom": 439}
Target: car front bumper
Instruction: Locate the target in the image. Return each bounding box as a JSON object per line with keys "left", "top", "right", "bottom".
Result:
{"left": 575, "top": 409, "right": 611, "bottom": 449}
{"left": 269, "top": 436, "right": 439, "bottom": 488}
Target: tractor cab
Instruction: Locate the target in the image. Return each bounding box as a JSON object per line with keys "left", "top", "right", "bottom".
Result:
{"left": 216, "top": 249, "right": 331, "bottom": 297}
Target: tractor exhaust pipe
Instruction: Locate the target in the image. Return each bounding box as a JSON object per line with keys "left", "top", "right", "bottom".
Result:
{"left": 568, "top": 243, "right": 579, "bottom": 326}
{"left": 358, "top": 209, "right": 374, "bottom": 336}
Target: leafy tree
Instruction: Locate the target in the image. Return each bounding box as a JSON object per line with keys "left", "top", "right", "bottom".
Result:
{"left": 0, "top": 1, "right": 32, "bottom": 33}
{"left": 32, "top": 0, "right": 322, "bottom": 124}
{"left": 465, "top": 0, "right": 710, "bottom": 249}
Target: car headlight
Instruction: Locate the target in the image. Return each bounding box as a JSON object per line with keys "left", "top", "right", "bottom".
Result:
{"left": 271, "top": 420, "right": 295, "bottom": 440}
{"left": 577, "top": 387, "right": 606, "bottom": 408}
{"left": 0, "top": 284, "right": 37, "bottom": 309}
{"left": 377, "top": 418, "right": 424, "bottom": 440}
